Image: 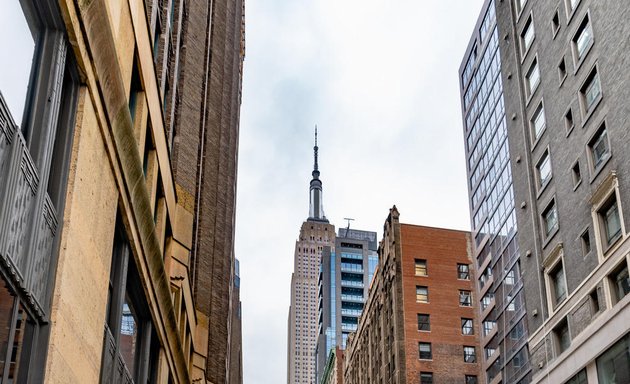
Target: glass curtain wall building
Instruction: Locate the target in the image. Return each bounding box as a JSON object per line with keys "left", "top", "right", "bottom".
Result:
{"left": 459, "top": 1, "right": 531, "bottom": 383}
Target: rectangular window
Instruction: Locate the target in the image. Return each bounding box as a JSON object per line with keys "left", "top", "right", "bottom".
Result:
{"left": 416, "top": 286, "right": 429, "bottom": 303}
{"left": 550, "top": 261, "right": 568, "bottom": 306}
{"left": 597, "top": 195, "right": 622, "bottom": 249}
{"left": 581, "top": 229, "right": 591, "bottom": 256}
{"left": 521, "top": 16, "right": 535, "bottom": 54}
{"left": 558, "top": 58, "right": 567, "bottom": 83}
{"left": 573, "top": 15, "right": 593, "bottom": 61}
{"left": 531, "top": 102, "right": 546, "bottom": 141}
{"left": 464, "top": 346, "right": 476, "bottom": 363}
{"left": 415, "top": 259, "right": 428, "bottom": 276}
{"left": 536, "top": 150, "right": 552, "bottom": 188}
{"left": 418, "top": 314, "right": 430, "bottom": 331}
{"left": 485, "top": 347, "right": 496, "bottom": 359}
{"left": 462, "top": 318, "right": 474, "bottom": 335}
{"left": 459, "top": 290, "right": 472, "bottom": 307}
{"left": 483, "top": 320, "right": 496, "bottom": 336}
{"left": 567, "top": 369, "right": 588, "bottom": 384}
{"left": 543, "top": 200, "right": 559, "bottom": 237}
{"left": 581, "top": 68, "right": 602, "bottom": 114}
{"left": 565, "top": 108, "right": 574, "bottom": 134}
{"left": 554, "top": 318, "right": 571, "bottom": 354}
{"left": 596, "top": 333, "right": 630, "bottom": 384}
{"left": 458, "top": 263, "right": 470, "bottom": 280}
{"left": 420, "top": 372, "right": 433, "bottom": 384}
{"left": 572, "top": 161, "right": 582, "bottom": 187}
{"left": 590, "top": 288, "right": 600, "bottom": 314}
{"left": 552, "top": 11, "right": 560, "bottom": 36}
{"left": 482, "top": 294, "right": 494, "bottom": 310}
{"left": 419, "top": 343, "right": 432, "bottom": 360}
{"left": 526, "top": 58, "right": 541, "bottom": 96}
{"left": 610, "top": 264, "right": 630, "bottom": 303}
{"left": 465, "top": 375, "right": 478, "bottom": 384}
{"left": 589, "top": 125, "right": 610, "bottom": 171}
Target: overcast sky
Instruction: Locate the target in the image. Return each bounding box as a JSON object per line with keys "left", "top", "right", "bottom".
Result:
{"left": 236, "top": 0, "right": 484, "bottom": 382}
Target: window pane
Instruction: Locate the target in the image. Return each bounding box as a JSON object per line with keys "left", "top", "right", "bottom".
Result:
{"left": 538, "top": 152, "right": 552, "bottom": 186}
{"left": 596, "top": 333, "right": 630, "bottom": 384}
{"left": 523, "top": 21, "right": 534, "bottom": 51}
{"left": 415, "top": 259, "right": 428, "bottom": 276}
{"left": 605, "top": 201, "right": 622, "bottom": 244}
{"left": 527, "top": 61, "right": 540, "bottom": 94}
{"left": 418, "top": 314, "right": 430, "bottom": 331}
{"left": 545, "top": 203, "right": 558, "bottom": 236}
{"left": 552, "top": 265, "right": 567, "bottom": 304}
{"left": 419, "top": 343, "right": 432, "bottom": 359}
{"left": 0, "top": 1, "right": 36, "bottom": 126}
{"left": 532, "top": 104, "right": 546, "bottom": 140}
{"left": 120, "top": 298, "right": 139, "bottom": 376}
{"left": 614, "top": 266, "right": 630, "bottom": 301}
{"left": 417, "top": 286, "right": 429, "bottom": 303}
{"left": 585, "top": 73, "right": 601, "bottom": 110}
{"left": 458, "top": 264, "right": 470, "bottom": 279}
{"left": 460, "top": 290, "right": 472, "bottom": 306}
{"left": 576, "top": 21, "right": 592, "bottom": 58}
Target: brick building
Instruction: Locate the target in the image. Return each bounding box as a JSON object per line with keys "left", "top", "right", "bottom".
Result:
{"left": 0, "top": 0, "right": 244, "bottom": 382}
{"left": 344, "top": 207, "right": 481, "bottom": 384}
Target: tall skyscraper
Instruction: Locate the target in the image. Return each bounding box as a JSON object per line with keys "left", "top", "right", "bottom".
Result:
{"left": 315, "top": 227, "right": 378, "bottom": 383}
{"left": 288, "top": 131, "right": 336, "bottom": 384}
{"left": 461, "top": 1, "right": 630, "bottom": 383}
{"left": 459, "top": 1, "right": 528, "bottom": 382}
{"left": 344, "top": 207, "right": 482, "bottom": 384}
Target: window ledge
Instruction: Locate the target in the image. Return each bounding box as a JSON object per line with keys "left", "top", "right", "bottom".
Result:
{"left": 536, "top": 178, "right": 553, "bottom": 200}
{"left": 588, "top": 155, "right": 612, "bottom": 186}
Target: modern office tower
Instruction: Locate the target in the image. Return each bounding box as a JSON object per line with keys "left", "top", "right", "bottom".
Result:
{"left": 344, "top": 207, "right": 481, "bottom": 384}
{"left": 459, "top": 1, "right": 528, "bottom": 383}
{"left": 0, "top": 0, "right": 243, "bottom": 382}
{"left": 462, "top": 1, "right": 630, "bottom": 383}
{"left": 289, "top": 133, "right": 336, "bottom": 384}
{"left": 315, "top": 227, "right": 378, "bottom": 383}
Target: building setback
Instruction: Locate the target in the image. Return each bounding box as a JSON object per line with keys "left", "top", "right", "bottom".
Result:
{"left": 344, "top": 207, "right": 482, "bottom": 384}
{"left": 315, "top": 227, "right": 378, "bottom": 383}
{"left": 461, "top": 1, "right": 630, "bottom": 383}
{"left": 288, "top": 132, "right": 335, "bottom": 384}
{"left": 0, "top": 0, "right": 244, "bottom": 382}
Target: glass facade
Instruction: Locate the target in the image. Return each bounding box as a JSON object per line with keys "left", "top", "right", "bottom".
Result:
{"left": 461, "top": 1, "right": 529, "bottom": 382}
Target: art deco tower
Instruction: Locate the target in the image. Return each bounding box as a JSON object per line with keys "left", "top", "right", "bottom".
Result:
{"left": 288, "top": 130, "right": 335, "bottom": 384}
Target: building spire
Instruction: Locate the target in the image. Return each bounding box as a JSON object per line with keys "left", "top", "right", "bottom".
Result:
{"left": 308, "top": 126, "right": 327, "bottom": 222}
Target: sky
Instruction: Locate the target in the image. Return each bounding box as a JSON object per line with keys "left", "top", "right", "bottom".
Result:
{"left": 236, "top": 0, "right": 485, "bottom": 383}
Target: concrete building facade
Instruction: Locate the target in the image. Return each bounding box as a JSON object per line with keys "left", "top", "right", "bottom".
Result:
{"left": 344, "top": 207, "right": 482, "bottom": 384}
{"left": 288, "top": 133, "right": 336, "bottom": 384}
{"left": 315, "top": 228, "right": 378, "bottom": 383}
{"left": 0, "top": 0, "right": 244, "bottom": 382}
{"left": 461, "top": 1, "right": 630, "bottom": 383}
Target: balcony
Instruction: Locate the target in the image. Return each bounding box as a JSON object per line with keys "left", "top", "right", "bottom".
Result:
{"left": 340, "top": 280, "right": 364, "bottom": 288}
{"left": 341, "top": 294, "right": 364, "bottom": 303}
{"left": 341, "top": 308, "right": 362, "bottom": 317}
{"left": 340, "top": 263, "right": 364, "bottom": 273}
{"left": 0, "top": 97, "right": 58, "bottom": 319}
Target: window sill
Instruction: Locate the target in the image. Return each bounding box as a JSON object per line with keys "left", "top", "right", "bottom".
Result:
{"left": 542, "top": 228, "right": 559, "bottom": 249}
{"left": 602, "top": 233, "right": 623, "bottom": 257}
{"left": 589, "top": 155, "right": 611, "bottom": 185}
{"left": 536, "top": 178, "right": 553, "bottom": 200}
{"left": 573, "top": 179, "right": 582, "bottom": 191}
{"left": 566, "top": 123, "right": 575, "bottom": 137}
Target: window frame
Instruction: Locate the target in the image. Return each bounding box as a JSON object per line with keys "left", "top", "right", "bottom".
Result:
{"left": 553, "top": 318, "right": 571, "bottom": 355}
{"left": 462, "top": 318, "right": 474, "bottom": 335}
{"left": 525, "top": 56, "right": 541, "bottom": 100}
{"left": 530, "top": 101, "right": 546, "bottom": 145}
{"left": 459, "top": 290, "right": 473, "bottom": 307}
{"left": 520, "top": 14, "right": 535, "bottom": 58}
{"left": 536, "top": 148, "right": 553, "bottom": 192}
{"left": 542, "top": 198, "right": 560, "bottom": 240}
{"left": 418, "top": 314, "right": 430, "bottom": 332}
{"left": 579, "top": 65, "right": 602, "bottom": 119}
{"left": 416, "top": 286, "right": 429, "bottom": 303}
{"left": 587, "top": 123, "right": 611, "bottom": 175}
{"left": 572, "top": 13, "right": 594, "bottom": 70}
{"left": 457, "top": 263, "right": 470, "bottom": 280}
{"left": 464, "top": 346, "right": 476, "bottom": 363}
{"left": 419, "top": 342, "right": 432, "bottom": 360}
{"left": 415, "top": 259, "right": 428, "bottom": 276}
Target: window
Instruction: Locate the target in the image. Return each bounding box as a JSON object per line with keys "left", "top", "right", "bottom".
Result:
{"left": 464, "top": 346, "right": 476, "bottom": 363}
{"left": 526, "top": 58, "right": 541, "bottom": 96}
{"left": 536, "top": 150, "right": 552, "bottom": 188}
{"left": 515, "top": 0, "right": 527, "bottom": 15}
{"left": 418, "top": 314, "right": 430, "bottom": 331}
{"left": 459, "top": 290, "right": 472, "bottom": 307}
{"left": 610, "top": 264, "right": 629, "bottom": 303}
{"left": 485, "top": 347, "right": 496, "bottom": 359}
{"left": 554, "top": 319, "right": 571, "bottom": 354}
{"left": 550, "top": 261, "right": 568, "bottom": 306}
{"left": 419, "top": 343, "right": 432, "bottom": 360}
{"left": 566, "top": 0, "right": 580, "bottom": 14}
{"left": 415, "top": 259, "right": 428, "bottom": 276}
{"left": 505, "top": 269, "right": 516, "bottom": 286}
{"left": 589, "top": 125, "right": 610, "bottom": 171}
{"left": 482, "top": 294, "right": 494, "bottom": 310}
{"left": 458, "top": 264, "right": 470, "bottom": 280}
{"left": 531, "top": 102, "right": 546, "bottom": 141}
{"left": 558, "top": 58, "right": 567, "bottom": 83}
{"left": 521, "top": 16, "right": 535, "bottom": 54}
{"left": 598, "top": 194, "right": 622, "bottom": 249}
{"left": 565, "top": 108, "right": 575, "bottom": 134}
{"left": 462, "top": 318, "right": 474, "bottom": 335}
{"left": 552, "top": 10, "right": 560, "bottom": 36}
{"left": 483, "top": 320, "right": 496, "bottom": 336}
{"left": 466, "top": 375, "right": 478, "bottom": 384}
{"left": 0, "top": 283, "right": 34, "bottom": 381}
{"left": 590, "top": 288, "right": 600, "bottom": 313}
{"left": 573, "top": 15, "right": 593, "bottom": 61}
{"left": 416, "top": 286, "right": 429, "bottom": 303}
{"left": 581, "top": 229, "right": 591, "bottom": 256}
{"left": 420, "top": 372, "right": 433, "bottom": 384}
{"left": 581, "top": 68, "right": 602, "bottom": 114}
{"left": 596, "top": 333, "right": 630, "bottom": 384}
{"left": 543, "top": 200, "right": 559, "bottom": 237}
{"left": 572, "top": 161, "right": 582, "bottom": 188}
{"left": 510, "top": 320, "right": 525, "bottom": 340}
{"left": 567, "top": 369, "right": 588, "bottom": 384}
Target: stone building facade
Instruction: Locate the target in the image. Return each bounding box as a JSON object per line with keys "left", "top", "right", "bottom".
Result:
{"left": 344, "top": 207, "right": 481, "bottom": 384}
{"left": 0, "top": 0, "right": 244, "bottom": 382}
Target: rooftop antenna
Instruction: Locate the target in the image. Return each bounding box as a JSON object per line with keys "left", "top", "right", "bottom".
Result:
{"left": 344, "top": 217, "right": 355, "bottom": 232}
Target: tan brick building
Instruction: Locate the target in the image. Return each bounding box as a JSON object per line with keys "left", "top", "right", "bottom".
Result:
{"left": 0, "top": 0, "right": 243, "bottom": 382}
{"left": 344, "top": 207, "right": 481, "bottom": 384}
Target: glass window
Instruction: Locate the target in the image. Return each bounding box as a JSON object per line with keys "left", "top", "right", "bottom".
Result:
{"left": 415, "top": 259, "right": 428, "bottom": 276}
{"left": 460, "top": 290, "right": 472, "bottom": 307}
{"left": 482, "top": 293, "right": 494, "bottom": 310}
{"left": 521, "top": 16, "right": 535, "bottom": 53}
{"left": 551, "top": 261, "right": 567, "bottom": 305}
{"left": 555, "top": 319, "right": 571, "bottom": 354}
{"left": 458, "top": 264, "right": 470, "bottom": 280}
{"left": 582, "top": 69, "right": 602, "bottom": 113}
{"left": 120, "top": 299, "right": 139, "bottom": 375}
{"left": 567, "top": 369, "right": 588, "bottom": 384}
{"left": 574, "top": 16, "right": 593, "bottom": 60}
{"left": 611, "top": 265, "right": 629, "bottom": 303}
{"left": 419, "top": 343, "right": 432, "bottom": 360}
{"left": 462, "top": 318, "right": 474, "bottom": 335}
{"left": 596, "top": 333, "right": 630, "bottom": 384}
{"left": 543, "top": 200, "right": 559, "bottom": 237}
{"left": 420, "top": 372, "right": 433, "bottom": 384}
{"left": 483, "top": 320, "right": 496, "bottom": 336}
{"left": 600, "top": 196, "right": 622, "bottom": 247}
{"left": 418, "top": 314, "right": 430, "bottom": 331}
{"left": 466, "top": 375, "right": 478, "bottom": 384}
{"left": 537, "top": 150, "right": 552, "bottom": 188}
{"left": 516, "top": 0, "right": 527, "bottom": 14}
{"left": 589, "top": 126, "right": 610, "bottom": 170}
{"left": 464, "top": 346, "right": 476, "bottom": 363}
{"left": 526, "top": 59, "right": 540, "bottom": 96}
{"left": 416, "top": 286, "right": 429, "bottom": 303}
{"left": 531, "top": 103, "right": 546, "bottom": 141}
